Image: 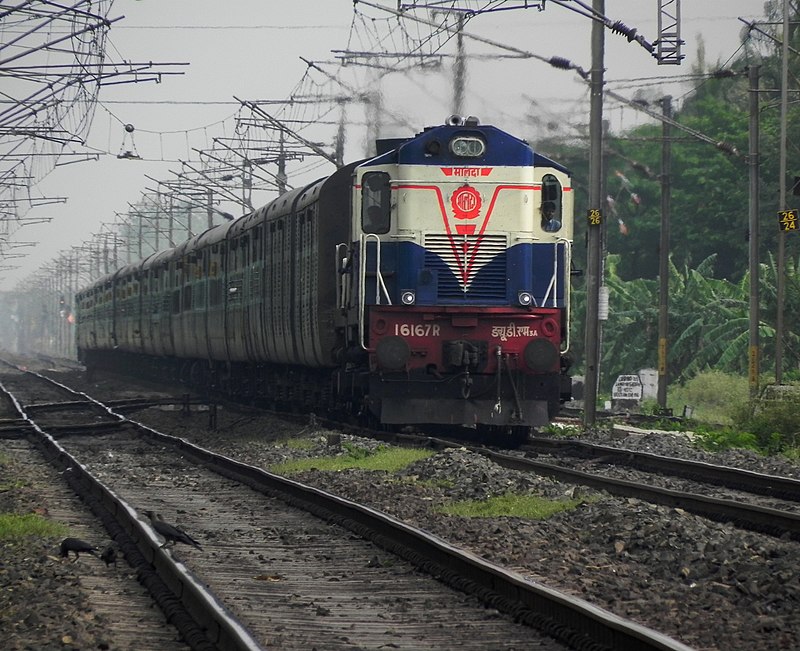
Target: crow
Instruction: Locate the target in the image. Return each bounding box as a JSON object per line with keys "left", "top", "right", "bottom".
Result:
{"left": 144, "top": 511, "right": 202, "bottom": 550}
{"left": 100, "top": 545, "right": 118, "bottom": 567}
{"left": 59, "top": 537, "right": 98, "bottom": 561}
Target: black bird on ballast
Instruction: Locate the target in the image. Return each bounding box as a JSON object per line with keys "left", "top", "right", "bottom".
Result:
{"left": 100, "top": 544, "right": 118, "bottom": 567}
{"left": 59, "top": 537, "right": 98, "bottom": 561}
{"left": 144, "top": 511, "right": 202, "bottom": 550}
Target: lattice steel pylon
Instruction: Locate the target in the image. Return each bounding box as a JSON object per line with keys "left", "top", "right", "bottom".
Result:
{"left": 657, "top": 0, "right": 683, "bottom": 65}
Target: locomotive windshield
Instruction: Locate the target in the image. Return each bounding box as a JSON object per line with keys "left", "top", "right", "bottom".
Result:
{"left": 361, "top": 171, "right": 391, "bottom": 234}
{"left": 541, "top": 173, "right": 563, "bottom": 233}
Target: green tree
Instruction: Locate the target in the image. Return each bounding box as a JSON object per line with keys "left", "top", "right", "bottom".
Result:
{"left": 572, "top": 252, "right": 800, "bottom": 389}
{"left": 760, "top": 252, "right": 800, "bottom": 378}
{"left": 544, "top": 1, "right": 800, "bottom": 384}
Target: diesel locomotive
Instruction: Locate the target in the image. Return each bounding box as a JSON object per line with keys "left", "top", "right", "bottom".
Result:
{"left": 76, "top": 116, "right": 573, "bottom": 436}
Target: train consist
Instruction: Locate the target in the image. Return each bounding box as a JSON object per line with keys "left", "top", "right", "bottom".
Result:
{"left": 76, "top": 116, "right": 573, "bottom": 437}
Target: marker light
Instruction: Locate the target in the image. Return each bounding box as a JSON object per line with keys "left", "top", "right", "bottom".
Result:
{"left": 401, "top": 290, "right": 416, "bottom": 305}
{"left": 518, "top": 291, "right": 534, "bottom": 306}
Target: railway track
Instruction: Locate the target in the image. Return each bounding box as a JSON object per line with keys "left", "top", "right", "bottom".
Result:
{"left": 1, "top": 433, "right": 195, "bottom": 651}
{"left": 363, "top": 429, "right": 800, "bottom": 542}
{"left": 0, "top": 361, "right": 696, "bottom": 651}
{"left": 523, "top": 433, "right": 800, "bottom": 501}
{"left": 0, "top": 366, "right": 261, "bottom": 651}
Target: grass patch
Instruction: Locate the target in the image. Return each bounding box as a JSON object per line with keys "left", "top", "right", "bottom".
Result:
{"left": 418, "top": 477, "right": 456, "bottom": 490}
{"left": 0, "top": 513, "right": 68, "bottom": 541}
{"left": 538, "top": 423, "right": 583, "bottom": 438}
{"left": 270, "top": 444, "right": 433, "bottom": 475}
{"left": 661, "top": 372, "right": 800, "bottom": 455}
{"left": 0, "top": 478, "right": 26, "bottom": 492}
{"left": 691, "top": 425, "right": 761, "bottom": 453}
{"left": 784, "top": 447, "right": 800, "bottom": 461}
{"left": 437, "top": 493, "right": 582, "bottom": 519}
{"left": 280, "top": 437, "right": 316, "bottom": 450}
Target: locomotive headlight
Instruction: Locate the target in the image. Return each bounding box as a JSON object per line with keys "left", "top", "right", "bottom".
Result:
{"left": 450, "top": 136, "right": 486, "bottom": 158}
{"left": 375, "top": 336, "right": 411, "bottom": 371}
{"left": 401, "top": 290, "right": 416, "bottom": 305}
{"left": 518, "top": 291, "right": 534, "bottom": 307}
{"left": 524, "top": 338, "right": 559, "bottom": 373}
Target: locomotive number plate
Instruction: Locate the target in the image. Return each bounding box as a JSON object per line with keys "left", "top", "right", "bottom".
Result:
{"left": 394, "top": 323, "right": 441, "bottom": 337}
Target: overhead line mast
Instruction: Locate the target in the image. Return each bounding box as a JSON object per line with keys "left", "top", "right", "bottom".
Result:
{"left": 657, "top": 0, "right": 684, "bottom": 65}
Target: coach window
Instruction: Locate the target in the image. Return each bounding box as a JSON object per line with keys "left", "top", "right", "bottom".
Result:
{"left": 361, "top": 171, "right": 391, "bottom": 234}
{"left": 229, "top": 240, "right": 238, "bottom": 271}
{"left": 540, "top": 174, "right": 563, "bottom": 233}
{"left": 252, "top": 228, "right": 261, "bottom": 262}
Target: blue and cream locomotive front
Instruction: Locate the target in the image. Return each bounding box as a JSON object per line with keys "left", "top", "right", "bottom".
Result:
{"left": 346, "top": 116, "right": 573, "bottom": 429}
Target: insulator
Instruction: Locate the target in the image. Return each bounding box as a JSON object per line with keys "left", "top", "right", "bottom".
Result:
{"left": 548, "top": 56, "right": 573, "bottom": 70}
{"left": 610, "top": 20, "right": 636, "bottom": 42}
{"left": 716, "top": 141, "right": 739, "bottom": 156}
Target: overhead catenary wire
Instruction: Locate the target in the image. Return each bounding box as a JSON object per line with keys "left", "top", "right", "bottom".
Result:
{"left": 0, "top": 0, "right": 189, "bottom": 257}
{"left": 354, "top": 0, "right": 743, "bottom": 157}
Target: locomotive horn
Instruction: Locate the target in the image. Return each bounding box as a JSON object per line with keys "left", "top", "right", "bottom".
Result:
{"left": 446, "top": 114, "right": 464, "bottom": 126}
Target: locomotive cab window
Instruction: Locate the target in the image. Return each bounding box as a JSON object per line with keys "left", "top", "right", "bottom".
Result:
{"left": 361, "top": 171, "right": 391, "bottom": 234}
{"left": 540, "top": 174, "right": 563, "bottom": 233}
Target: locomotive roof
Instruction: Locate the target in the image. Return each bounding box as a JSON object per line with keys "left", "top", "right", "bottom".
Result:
{"left": 370, "top": 122, "right": 571, "bottom": 175}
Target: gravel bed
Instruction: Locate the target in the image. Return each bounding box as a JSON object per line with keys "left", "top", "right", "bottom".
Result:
{"left": 5, "top": 362, "right": 800, "bottom": 651}
{"left": 126, "top": 404, "right": 800, "bottom": 651}
{"left": 0, "top": 451, "right": 113, "bottom": 651}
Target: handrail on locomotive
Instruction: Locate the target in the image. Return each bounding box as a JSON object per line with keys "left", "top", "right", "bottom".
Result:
{"left": 359, "top": 233, "right": 392, "bottom": 352}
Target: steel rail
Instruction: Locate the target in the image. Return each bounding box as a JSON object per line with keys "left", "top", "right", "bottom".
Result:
{"left": 522, "top": 436, "right": 800, "bottom": 502}
{"left": 0, "top": 372, "right": 264, "bottom": 651}
{"left": 483, "top": 447, "right": 800, "bottom": 541}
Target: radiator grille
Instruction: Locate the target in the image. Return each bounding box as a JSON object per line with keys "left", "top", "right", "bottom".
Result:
{"left": 424, "top": 233, "right": 507, "bottom": 300}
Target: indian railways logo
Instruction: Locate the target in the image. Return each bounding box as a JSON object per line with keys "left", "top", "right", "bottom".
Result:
{"left": 444, "top": 183, "right": 490, "bottom": 289}
{"left": 450, "top": 185, "right": 482, "bottom": 222}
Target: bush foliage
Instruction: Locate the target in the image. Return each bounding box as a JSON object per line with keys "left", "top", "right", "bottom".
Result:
{"left": 667, "top": 370, "right": 749, "bottom": 426}
{"left": 667, "top": 371, "right": 800, "bottom": 455}
{"left": 732, "top": 394, "right": 800, "bottom": 454}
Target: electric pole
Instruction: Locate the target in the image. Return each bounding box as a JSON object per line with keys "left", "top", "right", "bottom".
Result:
{"left": 453, "top": 13, "right": 466, "bottom": 115}
{"left": 583, "top": 0, "right": 605, "bottom": 427}
{"left": 776, "top": 0, "right": 789, "bottom": 384}
{"left": 657, "top": 96, "right": 672, "bottom": 410}
{"left": 749, "top": 65, "right": 761, "bottom": 397}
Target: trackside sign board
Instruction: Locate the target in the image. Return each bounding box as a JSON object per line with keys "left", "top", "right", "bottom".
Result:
{"left": 612, "top": 375, "right": 643, "bottom": 400}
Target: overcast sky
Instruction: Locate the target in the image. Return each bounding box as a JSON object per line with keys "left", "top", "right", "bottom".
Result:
{"left": 1, "top": 0, "right": 765, "bottom": 290}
